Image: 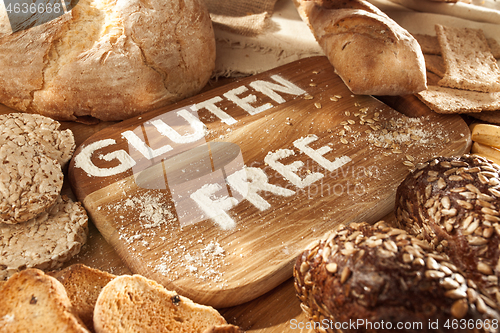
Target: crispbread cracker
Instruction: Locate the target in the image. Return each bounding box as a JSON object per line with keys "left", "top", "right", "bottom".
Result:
{"left": 417, "top": 85, "right": 500, "bottom": 114}
{"left": 50, "top": 264, "right": 115, "bottom": 332}
{"left": 0, "top": 195, "right": 89, "bottom": 280}
{"left": 413, "top": 33, "right": 441, "bottom": 55}
{"left": 424, "top": 54, "right": 445, "bottom": 77}
{"left": 93, "top": 274, "right": 227, "bottom": 333}
{"left": 0, "top": 141, "right": 64, "bottom": 224}
{"left": 468, "top": 110, "right": 500, "bottom": 125}
{"left": 436, "top": 24, "right": 500, "bottom": 92}
{"left": 0, "top": 268, "right": 90, "bottom": 332}
{"left": 487, "top": 37, "right": 500, "bottom": 59}
{"left": 0, "top": 113, "right": 76, "bottom": 166}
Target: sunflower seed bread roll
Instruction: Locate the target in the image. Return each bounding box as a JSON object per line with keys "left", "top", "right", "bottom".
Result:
{"left": 293, "top": 0, "right": 427, "bottom": 96}
{"left": 293, "top": 221, "right": 500, "bottom": 333}
{"left": 0, "top": 0, "right": 215, "bottom": 122}
{"left": 395, "top": 155, "right": 500, "bottom": 311}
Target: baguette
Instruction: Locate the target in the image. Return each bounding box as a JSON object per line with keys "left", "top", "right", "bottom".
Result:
{"left": 293, "top": 0, "right": 427, "bottom": 96}
{"left": 470, "top": 123, "right": 500, "bottom": 149}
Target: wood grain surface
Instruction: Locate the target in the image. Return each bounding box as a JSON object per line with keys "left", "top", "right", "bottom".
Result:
{"left": 0, "top": 56, "right": 473, "bottom": 331}
{"left": 66, "top": 57, "right": 471, "bottom": 308}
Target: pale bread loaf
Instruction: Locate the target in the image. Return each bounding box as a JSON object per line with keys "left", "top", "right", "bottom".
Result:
{"left": 0, "top": 195, "right": 89, "bottom": 280}
{"left": 0, "top": 0, "right": 215, "bottom": 122}
{"left": 0, "top": 113, "right": 75, "bottom": 166}
{"left": 50, "top": 264, "right": 116, "bottom": 332}
{"left": 93, "top": 274, "right": 227, "bottom": 333}
{"left": 293, "top": 0, "right": 427, "bottom": 96}
{"left": 0, "top": 268, "right": 90, "bottom": 332}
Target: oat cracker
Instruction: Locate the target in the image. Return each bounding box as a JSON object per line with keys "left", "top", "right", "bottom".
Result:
{"left": 0, "top": 113, "right": 75, "bottom": 166}
{"left": 0, "top": 195, "right": 89, "bottom": 280}
{"left": 0, "top": 141, "right": 64, "bottom": 224}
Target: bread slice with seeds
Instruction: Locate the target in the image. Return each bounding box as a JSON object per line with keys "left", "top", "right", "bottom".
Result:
{"left": 93, "top": 274, "right": 227, "bottom": 333}
{"left": 0, "top": 268, "right": 90, "bottom": 332}
{"left": 49, "top": 264, "right": 116, "bottom": 332}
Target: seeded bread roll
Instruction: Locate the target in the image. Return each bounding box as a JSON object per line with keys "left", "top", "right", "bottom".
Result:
{"left": 293, "top": 221, "right": 500, "bottom": 333}
{"left": 292, "top": 0, "right": 427, "bottom": 96}
{"left": 0, "top": 0, "right": 215, "bottom": 122}
{"left": 395, "top": 155, "right": 500, "bottom": 310}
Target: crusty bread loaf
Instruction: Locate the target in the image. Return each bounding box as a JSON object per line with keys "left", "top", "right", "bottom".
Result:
{"left": 0, "top": 0, "right": 215, "bottom": 122}
{"left": 93, "top": 274, "right": 227, "bottom": 333}
{"left": 293, "top": 0, "right": 427, "bottom": 96}
{"left": 0, "top": 268, "right": 90, "bottom": 332}
{"left": 50, "top": 264, "right": 116, "bottom": 332}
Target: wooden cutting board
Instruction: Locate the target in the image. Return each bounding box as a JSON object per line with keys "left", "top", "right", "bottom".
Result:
{"left": 68, "top": 56, "right": 471, "bottom": 308}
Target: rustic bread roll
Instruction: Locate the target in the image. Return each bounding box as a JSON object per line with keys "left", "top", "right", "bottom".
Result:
{"left": 0, "top": 268, "right": 90, "bottom": 332}
{"left": 0, "top": 0, "right": 215, "bottom": 122}
{"left": 294, "top": 221, "right": 500, "bottom": 333}
{"left": 49, "top": 264, "right": 116, "bottom": 332}
{"left": 395, "top": 155, "right": 500, "bottom": 310}
{"left": 93, "top": 274, "right": 227, "bottom": 333}
{"left": 293, "top": 0, "right": 427, "bottom": 96}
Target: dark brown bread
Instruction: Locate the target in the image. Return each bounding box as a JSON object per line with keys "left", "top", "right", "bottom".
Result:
{"left": 294, "top": 221, "right": 500, "bottom": 333}
{"left": 395, "top": 155, "right": 500, "bottom": 310}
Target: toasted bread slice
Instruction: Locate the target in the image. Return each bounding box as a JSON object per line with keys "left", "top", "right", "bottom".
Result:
{"left": 0, "top": 268, "right": 90, "bottom": 332}
{"left": 50, "top": 264, "right": 116, "bottom": 332}
{"left": 94, "top": 274, "right": 227, "bottom": 333}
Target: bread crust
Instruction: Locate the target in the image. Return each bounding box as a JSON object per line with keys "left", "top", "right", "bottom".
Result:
{"left": 293, "top": 0, "right": 427, "bottom": 96}
{"left": 0, "top": 0, "right": 215, "bottom": 122}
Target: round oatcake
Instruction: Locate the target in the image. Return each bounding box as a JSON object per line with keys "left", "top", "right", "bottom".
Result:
{"left": 0, "top": 113, "right": 76, "bottom": 166}
{"left": 0, "top": 141, "right": 64, "bottom": 224}
{"left": 0, "top": 195, "right": 89, "bottom": 280}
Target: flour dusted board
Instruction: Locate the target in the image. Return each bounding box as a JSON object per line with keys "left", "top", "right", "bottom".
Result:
{"left": 68, "top": 57, "right": 470, "bottom": 308}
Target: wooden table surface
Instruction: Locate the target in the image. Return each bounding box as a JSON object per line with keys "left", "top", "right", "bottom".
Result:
{"left": 0, "top": 73, "right": 473, "bottom": 332}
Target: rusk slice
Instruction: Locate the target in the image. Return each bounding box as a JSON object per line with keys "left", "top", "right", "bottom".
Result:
{"left": 0, "top": 268, "right": 90, "bottom": 332}
{"left": 0, "top": 113, "right": 76, "bottom": 166}
{"left": 50, "top": 264, "right": 116, "bottom": 332}
{"left": 93, "top": 274, "right": 227, "bottom": 333}
{"left": 436, "top": 24, "right": 500, "bottom": 92}
{"left": 0, "top": 195, "right": 89, "bottom": 280}
{"left": 0, "top": 141, "right": 64, "bottom": 224}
